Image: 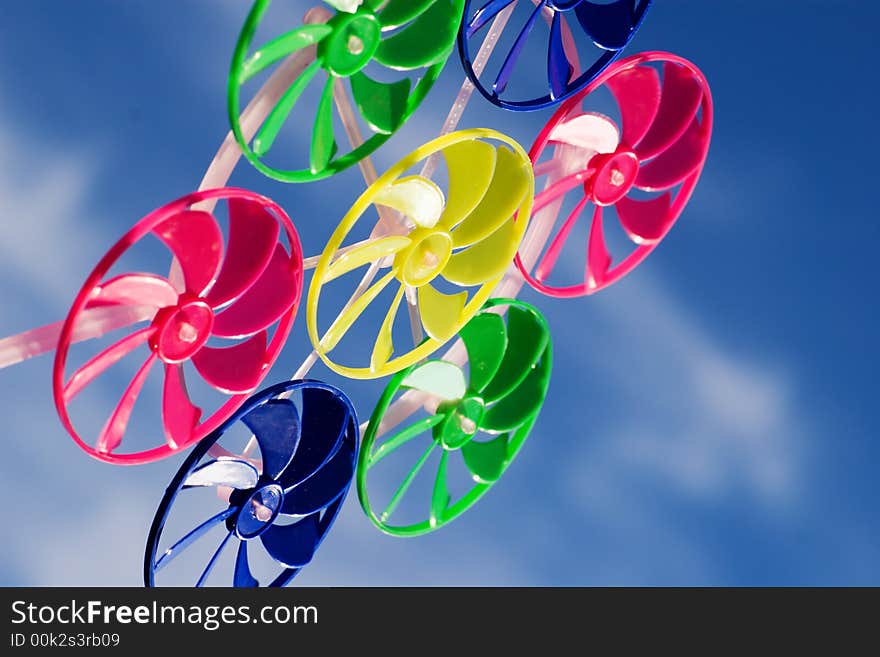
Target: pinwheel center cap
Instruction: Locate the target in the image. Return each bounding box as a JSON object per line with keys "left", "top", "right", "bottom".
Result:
{"left": 235, "top": 484, "right": 284, "bottom": 540}
{"left": 322, "top": 11, "right": 380, "bottom": 77}
{"left": 396, "top": 229, "right": 453, "bottom": 287}
{"left": 437, "top": 396, "right": 485, "bottom": 450}
{"left": 150, "top": 300, "right": 214, "bottom": 364}
{"left": 591, "top": 150, "right": 639, "bottom": 206}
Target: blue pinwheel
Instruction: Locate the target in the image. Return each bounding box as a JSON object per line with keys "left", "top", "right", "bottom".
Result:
{"left": 144, "top": 380, "right": 357, "bottom": 587}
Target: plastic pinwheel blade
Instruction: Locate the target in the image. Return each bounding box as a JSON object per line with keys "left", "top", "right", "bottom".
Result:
{"left": 516, "top": 51, "right": 712, "bottom": 298}
{"left": 356, "top": 299, "right": 552, "bottom": 536}
{"left": 459, "top": 0, "right": 653, "bottom": 111}
{"left": 145, "top": 380, "right": 358, "bottom": 587}
{"left": 307, "top": 129, "right": 534, "bottom": 380}
{"left": 53, "top": 188, "right": 303, "bottom": 465}
{"left": 228, "top": 0, "right": 465, "bottom": 183}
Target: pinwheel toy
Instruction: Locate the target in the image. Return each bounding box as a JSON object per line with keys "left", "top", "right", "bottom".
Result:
{"left": 357, "top": 299, "right": 551, "bottom": 536}
{"left": 145, "top": 380, "right": 358, "bottom": 587}
{"left": 52, "top": 188, "right": 304, "bottom": 465}
{"left": 459, "top": 0, "right": 652, "bottom": 111}
{"left": 229, "top": 0, "right": 465, "bottom": 182}
{"left": 307, "top": 128, "right": 534, "bottom": 379}
{"left": 515, "top": 51, "right": 712, "bottom": 297}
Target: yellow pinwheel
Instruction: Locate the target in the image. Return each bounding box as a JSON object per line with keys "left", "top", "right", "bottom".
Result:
{"left": 307, "top": 128, "right": 534, "bottom": 379}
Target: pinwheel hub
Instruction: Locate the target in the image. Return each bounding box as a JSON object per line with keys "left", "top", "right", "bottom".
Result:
{"left": 436, "top": 395, "right": 485, "bottom": 450}
{"left": 395, "top": 228, "right": 453, "bottom": 287}
{"left": 149, "top": 299, "right": 214, "bottom": 364}
{"left": 589, "top": 149, "right": 639, "bottom": 206}
{"left": 232, "top": 483, "right": 284, "bottom": 540}
{"left": 321, "top": 10, "right": 381, "bottom": 77}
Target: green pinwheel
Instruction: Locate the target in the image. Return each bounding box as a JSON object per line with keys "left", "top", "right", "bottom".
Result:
{"left": 229, "top": 0, "right": 465, "bottom": 183}
{"left": 357, "top": 299, "right": 552, "bottom": 536}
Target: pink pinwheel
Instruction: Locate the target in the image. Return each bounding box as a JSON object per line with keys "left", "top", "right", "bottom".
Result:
{"left": 53, "top": 188, "right": 303, "bottom": 465}
{"left": 515, "top": 51, "right": 713, "bottom": 297}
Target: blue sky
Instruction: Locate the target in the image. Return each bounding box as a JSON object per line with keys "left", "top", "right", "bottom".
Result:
{"left": 0, "top": 1, "right": 878, "bottom": 586}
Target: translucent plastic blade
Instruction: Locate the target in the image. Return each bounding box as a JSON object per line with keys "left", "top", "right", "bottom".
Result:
{"left": 350, "top": 72, "right": 412, "bottom": 135}
{"left": 92, "top": 274, "right": 178, "bottom": 309}
{"left": 461, "top": 434, "right": 509, "bottom": 484}
{"left": 310, "top": 76, "right": 337, "bottom": 174}
{"left": 371, "top": 285, "right": 404, "bottom": 373}
{"left": 548, "top": 10, "right": 572, "bottom": 100}
{"left": 418, "top": 284, "right": 467, "bottom": 342}
{"left": 442, "top": 215, "right": 522, "bottom": 286}
{"left": 466, "top": 0, "right": 516, "bottom": 38}
{"left": 459, "top": 312, "right": 507, "bottom": 394}
{"left": 606, "top": 65, "right": 662, "bottom": 148}
{"left": 615, "top": 192, "right": 673, "bottom": 244}
{"left": 635, "top": 118, "right": 706, "bottom": 191}
{"left": 492, "top": 2, "right": 543, "bottom": 95}
{"left": 253, "top": 60, "right": 322, "bottom": 157}
{"left": 281, "top": 441, "right": 354, "bottom": 516}
{"left": 152, "top": 210, "right": 223, "bottom": 296}
{"left": 451, "top": 146, "right": 531, "bottom": 248}
{"left": 481, "top": 305, "right": 548, "bottom": 403}
{"left": 547, "top": 112, "right": 620, "bottom": 154}
{"left": 429, "top": 451, "right": 450, "bottom": 528}
{"left": 320, "top": 271, "right": 396, "bottom": 351}
{"left": 205, "top": 197, "right": 280, "bottom": 309}
{"left": 635, "top": 62, "right": 703, "bottom": 160}
{"left": 233, "top": 541, "right": 259, "bottom": 587}
{"left": 325, "top": 236, "right": 411, "bottom": 284}
{"left": 401, "top": 360, "right": 467, "bottom": 401}
{"left": 238, "top": 24, "right": 332, "bottom": 84}
{"left": 574, "top": 0, "right": 634, "bottom": 51}
{"left": 63, "top": 327, "right": 154, "bottom": 402}
{"left": 185, "top": 458, "right": 259, "bottom": 490}
{"left": 162, "top": 363, "right": 203, "bottom": 450}
{"left": 96, "top": 354, "right": 157, "bottom": 454}
{"left": 439, "top": 140, "right": 497, "bottom": 230}
{"left": 482, "top": 352, "right": 550, "bottom": 432}
{"left": 377, "top": 0, "right": 436, "bottom": 29}
{"left": 242, "top": 399, "right": 301, "bottom": 480}
{"left": 211, "top": 245, "right": 299, "bottom": 338}
{"left": 373, "top": 0, "right": 460, "bottom": 70}
{"left": 279, "top": 387, "right": 348, "bottom": 488}
{"left": 154, "top": 507, "right": 238, "bottom": 572}
{"left": 374, "top": 176, "right": 445, "bottom": 229}
{"left": 586, "top": 205, "right": 612, "bottom": 288}
{"left": 260, "top": 513, "right": 320, "bottom": 568}
{"left": 191, "top": 330, "right": 268, "bottom": 394}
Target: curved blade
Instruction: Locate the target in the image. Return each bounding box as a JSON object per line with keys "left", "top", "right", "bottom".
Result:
{"left": 607, "top": 65, "right": 661, "bottom": 148}
{"left": 615, "top": 192, "right": 673, "bottom": 244}
{"left": 586, "top": 205, "right": 611, "bottom": 289}
{"left": 260, "top": 513, "right": 320, "bottom": 568}
{"left": 238, "top": 24, "right": 332, "bottom": 84}
{"left": 233, "top": 541, "right": 258, "bottom": 587}
{"left": 401, "top": 360, "right": 467, "bottom": 401}
{"left": 278, "top": 387, "right": 349, "bottom": 489}
{"left": 325, "top": 236, "right": 410, "bottom": 284}
{"left": 418, "top": 284, "right": 467, "bottom": 343}
{"left": 374, "top": 176, "right": 445, "bottom": 229}
{"left": 184, "top": 458, "right": 259, "bottom": 489}
{"left": 371, "top": 285, "right": 404, "bottom": 373}
{"left": 154, "top": 507, "right": 238, "bottom": 572}
{"left": 461, "top": 433, "right": 509, "bottom": 484}
{"left": 191, "top": 331, "right": 268, "bottom": 395}
{"left": 547, "top": 112, "right": 620, "bottom": 153}
{"left": 439, "top": 139, "right": 497, "bottom": 230}
{"left": 310, "top": 76, "right": 337, "bottom": 174}
{"left": 574, "top": 0, "right": 635, "bottom": 51}
{"left": 373, "top": 0, "right": 460, "bottom": 70}
{"left": 429, "top": 450, "right": 450, "bottom": 528}
{"left": 466, "top": 0, "right": 516, "bottom": 38}
{"left": 377, "top": 0, "right": 436, "bottom": 29}
{"left": 253, "top": 60, "right": 322, "bottom": 157}
{"left": 493, "top": 1, "right": 544, "bottom": 95}
{"left": 482, "top": 351, "right": 550, "bottom": 432}
{"left": 91, "top": 274, "right": 178, "bottom": 309}
{"left": 96, "top": 353, "right": 157, "bottom": 454}
{"left": 205, "top": 197, "right": 280, "bottom": 309}
{"left": 63, "top": 327, "right": 154, "bottom": 402}
{"left": 635, "top": 62, "right": 703, "bottom": 161}
{"left": 635, "top": 117, "right": 706, "bottom": 191}
{"left": 242, "top": 399, "right": 301, "bottom": 480}
{"left": 281, "top": 442, "right": 354, "bottom": 516}
{"left": 153, "top": 210, "right": 223, "bottom": 296}
{"left": 320, "top": 272, "right": 397, "bottom": 352}
{"left": 162, "top": 364, "right": 202, "bottom": 450}
{"left": 211, "top": 245, "right": 299, "bottom": 338}
{"left": 459, "top": 312, "right": 507, "bottom": 394}
{"left": 350, "top": 71, "right": 412, "bottom": 135}
{"left": 451, "top": 146, "right": 531, "bottom": 249}
{"left": 548, "top": 10, "right": 572, "bottom": 100}
{"left": 442, "top": 215, "right": 524, "bottom": 287}
{"left": 481, "top": 305, "right": 548, "bottom": 403}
